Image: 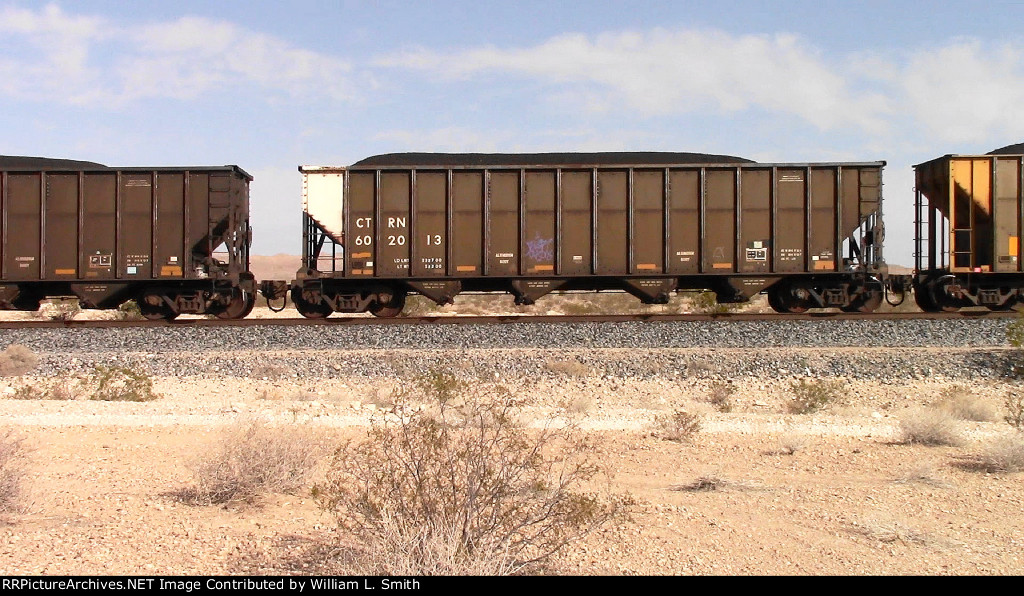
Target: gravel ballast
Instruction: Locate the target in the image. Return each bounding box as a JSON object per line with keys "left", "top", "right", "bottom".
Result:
{"left": 0, "top": 318, "right": 1018, "bottom": 381}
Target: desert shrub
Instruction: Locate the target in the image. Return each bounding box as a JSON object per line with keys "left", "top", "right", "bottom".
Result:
{"left": 41, "top": 299, "right": 80, "bottom": 322}
{"left": 786, "top": 378, "right": 842, "bottom": 414}
{"left": 0, "top": 428, "right": 27, "bottom": 513}
{"left": 1005, "top": 391, "right": 1024, "bottom": 431}
{"left": 187, "top": 420, "right": 326, "bottom": 505}
{"left": 544, "top": 359, "right": 593, "bottom": 378}
{"left": 251, "top": 362, "right": 290, "bottom": 380}
{"left": 401, "top": 295, "right": 443, "bottom": 317}
{"left": 706, "top": 381, "right": 735, "bottom": 413}
{"left": 314, "top": 374, "right": 627, "bottom": 575}
{"left": 689, "top": 291, "right": 734, "bottom": 314}
{"left": 560, "top": 300, "right": 604, "bottom": 315}
{"left": 116, "top": 301, "right": 144, "bottom": 321}
{"left": 9, "top": 380, "right": 74, "bottom": 401}
{"left": 777, "top": 433, "right": 808, "bottom": 455}
{"left": 652, "top": 409, "right": 702, "bottom": 442}
{"left": 565, "top": 394, "right": 595, "bottom": 416}
{"left": 934, "top": 385, "right": 996, "bottom": 422}
{"left": 976, "top": 434, "right": 1024, "bottom": 472}
{"left": 899, "top": 407, "right": 963, "bottom": 446}
{"left": 0, "top": 344, "right": 39, "bottom": 377}
{"left": 88, "top": 365, "right": 158, "bottom": 402}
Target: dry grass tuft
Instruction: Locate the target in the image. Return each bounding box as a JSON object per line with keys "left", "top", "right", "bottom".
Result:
{"left": 1005, "top": 391, "right": 1024, "bottom": 431}
{"left": 899, "top": 407, "right": 964, "bottom": 447}
{"left": 251, "top": 362, "right": 290, "bottom": 380}
{"left": 975, "top": 434, "right": 1024, "bottom": 473}
{"left": 185, "top": 420, "right": 327, "bottom": 505}
{"left": 893, "top": 463, "right": 951, "bottom": 488}
{"left": 544, "top": 359, "right": 593, "bottom": 378}
{"left": 672, "top": 475, "right": 726, "bottom": 492}
{"left": 651, "top": 409, "right": 701, "bottom": 443}
{"left": 776, "top": 433, "right": 809, "bottom": 455}
{"left": 934, "top": 385, "right": 996, "bottom": 422}
{"left": 0, "top": 345, "right": 38, "bottom": 377}
{"left": 786, "top": 378, "right": 842, "bottom": 415}
{"left": 854, "top": 517, "right": 930, "bottom": 545}
{"left": 706, "top": 381, "right": 735, "bottom": 413}
{"left": 314, "top": 371, "right": 629, "bottom": 575}
{"left": 0, "top": 428, "right": 28, "bottom": 513}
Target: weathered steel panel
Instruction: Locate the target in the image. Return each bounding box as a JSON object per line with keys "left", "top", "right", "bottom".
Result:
{"left": 668, "top": 169, "right": 699, "bottom": 274}
{"left": 775, "top": 168, "right": 806, "bottom": 273}
{"left": 523, "top": 171, "right": 556, "bottom": 275}
{"left": 632, "top": 170, "right": 664, "bottom": 274}
{"left": 155, "top": 172, "right": 185, "bottom": 278}
{"left": 809, "top": 168, "right": 837, "bottom": 271}
{"left": 119, "top": 172, "right": 153, "bottom": 279}
{"left": 703, "top": 169, "right": 735, "bottom": 273}
{"left": 994, "top": 157, "right": 1021, "bottom": 272}
{"left": 378, "top": 171, "right": 411, "bottom": 277}
{"left": 739, "top": 169, "right": 770, "bottom": 273}
{"left": 346, "top": 172, "right": 375, "bottom": 277}
{"left": 486, "top": 171, "right": 519, "bottom": 276}
{"left": 596, "top": 170, "right": 628, "bottom": 274}
{"left": 413, "top": 171, "right": 447, "bottom": 276}
{"left": 44, "top": 173, "right": 79, "bottom": 278}
{"left": 5, "top": 174, "right": 41, "bottom": 280}
{"left": 559, "top": 170, "right": 592, "bottom": 276}
{"left": 81, "top": 173, "right": 116, "bottom": 279}
{"left": 450, "top": 172, "right": 483, "bottom": 276}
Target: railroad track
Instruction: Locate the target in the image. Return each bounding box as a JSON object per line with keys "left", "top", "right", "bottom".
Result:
{"left": 0, "top": 309, "right": 1017, "bottom": 329}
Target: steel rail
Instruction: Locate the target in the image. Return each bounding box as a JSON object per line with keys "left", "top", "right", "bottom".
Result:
{"left": 0, "top": 309, "right": 1016, "bottom": 330}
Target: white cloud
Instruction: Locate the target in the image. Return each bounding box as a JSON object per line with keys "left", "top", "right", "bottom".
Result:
{"left": 899, "top": 40, "right": 1024, "bottom": 144}
{"left": 378, "top": 28, "right": 894, "bottom": 134}
{"left": 0, "top": 4, "right": 353, "bottom": 106}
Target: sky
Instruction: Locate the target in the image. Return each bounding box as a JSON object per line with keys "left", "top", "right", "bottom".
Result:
{"left": 2, "top": 0, "right": 1024, "bottom": 266}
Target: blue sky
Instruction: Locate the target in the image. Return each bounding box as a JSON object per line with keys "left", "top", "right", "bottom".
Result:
{"left": 3, "top": 1, "right": 1023, "bottom": 266}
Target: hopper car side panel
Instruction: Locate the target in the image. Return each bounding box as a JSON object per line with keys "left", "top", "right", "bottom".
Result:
{"left": 291, "top": 158, "right": 888, "bottom": 317}
{"left": 0, "top": 166, "right": 255, "bottom": 319}
{"left": 914, "top": 153, "right": 1024, "bottom": 311}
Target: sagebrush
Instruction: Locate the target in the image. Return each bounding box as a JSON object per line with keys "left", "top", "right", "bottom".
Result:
{"left": 187, "top": 420, "right": 326, "bottom": 505}
{"left": 899, "top": 407, "right": 963, "bottom": 446}
{"left": 0, "top": 345, "right": 38, "bottom": 377}
{"left": 0, "top": 428, "right": 28, "bottom": 513}
{"left": 786, "top": 378, "right": 842, "bottom": 414}
{"left": 652, "top": 409, "right": 702, "bottom": 442}
{"left": 314, "top": 373, "right": 628, "bottom": 575}
{"left": 934, "top": 385, "right": 996, "bottom": 422}
{"left": 89, "top": 365, "right": 159, "bottom": 402}
{"left": 976, "top": 434, "right": 1024, "bottom": 473}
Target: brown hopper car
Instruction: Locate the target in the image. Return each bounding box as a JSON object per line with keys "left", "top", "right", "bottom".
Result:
{"left": 0, "top": 159, "right": 255, "bottom": 319}
{"left": 283, "top": 153, "right": 889, "bottom": 317}
{"left": 914, "top": 151, "right": 1024, "bottom": 311}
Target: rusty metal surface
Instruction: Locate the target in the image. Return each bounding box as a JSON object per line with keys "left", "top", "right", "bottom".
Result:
{"left": 0, "top": 308, "right": 1010, "bottom": 330}
{"left": 330, "top": 161, "right": 885, "bottom": 282}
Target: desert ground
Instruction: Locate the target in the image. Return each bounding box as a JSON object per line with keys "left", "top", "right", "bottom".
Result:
{"left": 0, "top": 342, "right": 1022, "bottom": 576}
{"left": 0, "top": 257, "right": 1021, "bottom": 576}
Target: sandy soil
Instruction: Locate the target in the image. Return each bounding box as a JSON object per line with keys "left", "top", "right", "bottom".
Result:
{"left": 1, "top": 363, "right": 1022, "bottom": 576}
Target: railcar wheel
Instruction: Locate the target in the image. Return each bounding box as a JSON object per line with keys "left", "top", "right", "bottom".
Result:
{"left": 767, "top": 284, "right": 811, "bottom": 313}
{"left": 929, "top": 276, "right": 964, "bottom": 313}
{"left": 842, "top": 279, "right": 884, "bottom": 313}
{"left": 369, "top": 291, "right": 406, "bottom": 318}
{"left": 914, "top": 284, "right": 942, "bottom": 313}
{"left": 986, "top": 301, "right": 1016, "bottom": 312}
{"left": 292, "top": 288, "right": 332, "bottom": 319}
{"left": 140, "top": 305, "right": 178, "bottom": 320}
{"left": 216, "top": 291, "right": 256, "bottom": 320}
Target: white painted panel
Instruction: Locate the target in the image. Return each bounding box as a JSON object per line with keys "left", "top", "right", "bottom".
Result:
{"left": 301, "top": 166, "right": 345, "bottom": 243}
